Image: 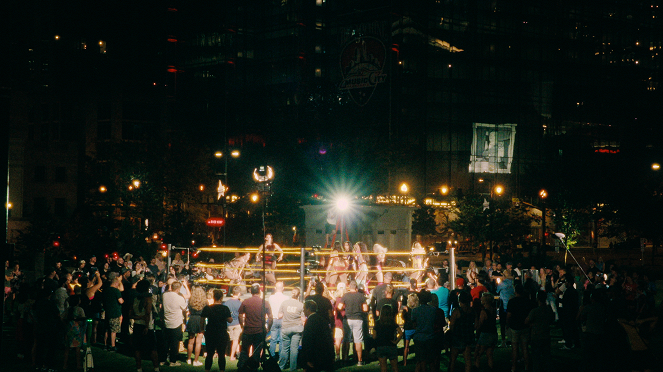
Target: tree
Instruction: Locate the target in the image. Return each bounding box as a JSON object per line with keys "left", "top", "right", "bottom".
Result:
{"left": 448, "top": 194, "right": 534, "bottom": 262}
{"left": 412, "top": 205, "right": 439, "bottom": 240}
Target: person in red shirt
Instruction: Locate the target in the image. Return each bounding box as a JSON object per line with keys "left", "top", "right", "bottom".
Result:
{"left": 239, "top": 284, "right": 273, "bottom": 358}
{"left": 471, "top": 273, "right": 490, "bottom": 310}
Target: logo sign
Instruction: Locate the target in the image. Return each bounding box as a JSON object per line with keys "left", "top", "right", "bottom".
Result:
{"left": 339, "top": 36, "right": 387, "bottom": 106}
{"left": 206, "top": 218, "right": 225, "bottom": 227}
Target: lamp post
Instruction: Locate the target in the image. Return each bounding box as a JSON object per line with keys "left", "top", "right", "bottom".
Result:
{"left": 253, "top": 165, "right": 274, "bottom": 347}
{"left": 400, "top": 182, "right": 409, "bottom": 205}
{"left": 539, "top": 189, "right": 548, "bottom": 264}
{"left": 488, "top": 184, "right": 504, "bottom": 260}
{"left": 215, "top": 150, "right": 240, "bottom": 247}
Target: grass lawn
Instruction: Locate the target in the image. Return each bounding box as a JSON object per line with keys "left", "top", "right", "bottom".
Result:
{"left": 2, "top": 321, "right": 590, "bottom": 372}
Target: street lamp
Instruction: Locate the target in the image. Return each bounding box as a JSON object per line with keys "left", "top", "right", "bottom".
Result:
{"left": 253, "top": 165, "right": 274, "bottom": 347}
{"left": 215, "top": 149, "right": 241, "bottom": 246}
{"left": 440, "top": 185, "right": 449, "bottom": 196}
{"left": 539, "top": 189, "right": 548, "bottom": 264}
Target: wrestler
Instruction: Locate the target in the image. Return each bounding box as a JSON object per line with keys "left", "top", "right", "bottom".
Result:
{"left": 256, "top": 233, "right": 284, "bottom": 287}
{"left": 410, "top": 241, "right": 429, "bottom": 285}
{"left": 372, "top": 243, "right": 388, "bottom": 284}
{"left": 342, "top": 241, "right": 355, "bottom": 274}
{"left": 325, "top": 248, "right": 349, "bottom": 287}
{"left": 353, "top": 242, "right": 369, "bottom": 285}
{"left": 223, "top": 253, "right": 251, "bottom": 282}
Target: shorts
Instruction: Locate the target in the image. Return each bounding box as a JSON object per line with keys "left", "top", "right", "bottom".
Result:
{"left": 334, "top": 327, "right": 343, "bottom": 340}
{"left": 404, "top": 329, "right": 416, "bottom": 341}
{"left": 511, "top": 328, "right": 530, "bottom": 344}
{"left": 108, "top": 316, "right": 122, "bottom": 333}
{"left": 413, "top": 340, "right": 436, "bottom": 362}
{"left": 228, "top": 324, "right": 242, "bottom": 341}
{"left": 133, "top": 324, "right": 157, "bottom": 352}
{"left": 376, "top": 345, "right": 399, "bottom": 360}
{"left": 452, "top": 336, "right": 475, "bottom": 350}
{"left": 343, "top": 319, "right": 364, "bottom": 343}
{"left": 476, "top": 332, "right": 498, "bottom": 347}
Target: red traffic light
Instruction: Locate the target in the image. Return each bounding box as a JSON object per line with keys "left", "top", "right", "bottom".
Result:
{"left": 52, "top": 240, "right": 60, "bottom": 248}
{"left": 160, "top": 243, "right": 167, "bottom": 250}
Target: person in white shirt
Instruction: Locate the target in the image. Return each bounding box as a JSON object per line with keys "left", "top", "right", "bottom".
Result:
{"left": 268, "top": 281, "right": 289, "bottom": 357}
{"left": 162, "top": 281, "right": 187, "bottom": 366}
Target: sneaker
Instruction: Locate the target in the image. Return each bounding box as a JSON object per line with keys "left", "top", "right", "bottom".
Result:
{"left": 109, "top": 346, "right": 118, "bottom": 352}
{"left": 187, "top": 360, "right": 192, "bottom": 365}
{"left": 357, "top": 361, "right": 365, "bottom": 366}
{"left": 169, "top": 361, "right": 182, "bottom": 367}
{"left": 557, "top": 340, "right": 566, "bottom": 344}
{"left": 192, "top": 361, "right": 203, "bottom": 367}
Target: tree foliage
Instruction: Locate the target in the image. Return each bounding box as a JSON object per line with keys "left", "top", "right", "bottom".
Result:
{"left": 448, "top": 195, "right": 533, "bottom": 260}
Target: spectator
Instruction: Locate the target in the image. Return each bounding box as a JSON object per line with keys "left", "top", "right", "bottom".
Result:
{"left": 186, "top": 285, "right": 207, "bottom": 366}
{"left": 474, "top": 293, "right": 498, "bottom": 372}
{"left": 544, "top": 267, "right": 559, "bottom": 322}
{"left": 53, "top": 276, "right": 70, "bottom": 317}
{"left": 301, "top": 300, "right": 335, "bottom": 372}
{"left": 131, "top": 279, "right": 160, "bottom": 372}
{"left": 526, "top": 291, "right": 554, "bottom": 372}
{"left": 278, "top": 287, "right": 304, "bottom": 371}
{"left": 375, "top": 284, "right": 398, "bottom": 317}
{"left": 374, "top": 304, "right": 403, "bottom": 372}
{"left": 401, "top": 293, "right": 419, "bottom": 366}
{"left": 496, "top": 272, "right": 515, "bottom": 347}
{"left": 305, "top": 280, "right": 334, "bottom": 330}
{"left": 558, "top": 272, "right": 580, "bottom": 349}
{"left": 371, "top": 272, "right": 393, "bottom": 312}
{"left": 466, "top": 261, "right": 479, "bottom": 286}
{"left": 507, "top": 283, "right": 533, "bottom": 372}
{"left": 448, "top": 291, "right": 475, "bottom": 372}
{"left": 432, "top": 275, "right": 450, "bottom": 318}
{"left": 332, "top": 282, "right": 347, "bottom": 360}
{"left": 224, "top": 286, "right": 243, "bottom": 361}
{"left": 33, "top": 287, "right": 61, "bottom": 371}
{"left": 62, "top": 295, "right": 87, "bottom": 370}
{"left": 429, "top": 293, "right": 448, "bottom": 372}
{"left": 338, "top": 280, "right": 368, "bottom": 366}
{"left": 103, "top": 271, "right": 124, "bottom": 352}
{"left": 163, "top": 281, "right": 187, "bottom": 366}
{"left": 268, "top": 281, "right": 288, "bottom": 358}
{"left": 239, "top": 283, "right": 273, "bottom": 361}
{"left": 201, "top": 289, "right": 233, "bottom": 372}
{"left": 412, "top": 288, "right": 444, "bottom": 372}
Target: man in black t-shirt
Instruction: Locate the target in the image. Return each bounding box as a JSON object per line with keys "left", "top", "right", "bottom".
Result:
{"left": 304, "top": 281, "right": 333, "bottom": 329}
{"left": 337, "top": 281, "right": 368, "bottom": 366}
{"left": 507, "top": 284, "right": 533, "bottom": 372}
{"left": 201, "top": 289, "right": 232, "bottom": 372}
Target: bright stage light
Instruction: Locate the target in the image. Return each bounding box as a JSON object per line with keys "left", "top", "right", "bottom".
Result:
{"left": 335, "top": 196, "right": 351, "bottom": 211}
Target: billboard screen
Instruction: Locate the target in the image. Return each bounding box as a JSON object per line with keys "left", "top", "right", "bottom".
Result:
{"left": 469, "top": 123, "right": 516, "bottom": 174}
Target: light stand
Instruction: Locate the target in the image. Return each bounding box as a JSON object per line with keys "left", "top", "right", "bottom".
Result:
{"left": 253, "top": 165, "right": 274, "bottom": 357}
{"left": 553, "top": 233, "right": 590, "bottom": 281}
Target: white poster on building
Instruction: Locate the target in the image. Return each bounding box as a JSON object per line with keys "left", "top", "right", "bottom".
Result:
{"left": 469, "top": 123, "right": 516, "bottom": 174}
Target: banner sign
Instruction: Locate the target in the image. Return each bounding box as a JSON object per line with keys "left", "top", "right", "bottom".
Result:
{"left": 469, "top": 123, "right": 517, "bottom": 174}
{"left": 339, "top": 36, "right": 387, "bottom": 106}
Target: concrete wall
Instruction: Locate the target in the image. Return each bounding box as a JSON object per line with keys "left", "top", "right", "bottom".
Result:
{"left": 302, "top": 204, "right": 414, "bottom": 252}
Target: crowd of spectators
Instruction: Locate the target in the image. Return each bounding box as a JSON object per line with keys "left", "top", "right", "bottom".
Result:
{"left": 2, "top": 250, "right": 662, "bottom": 372}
